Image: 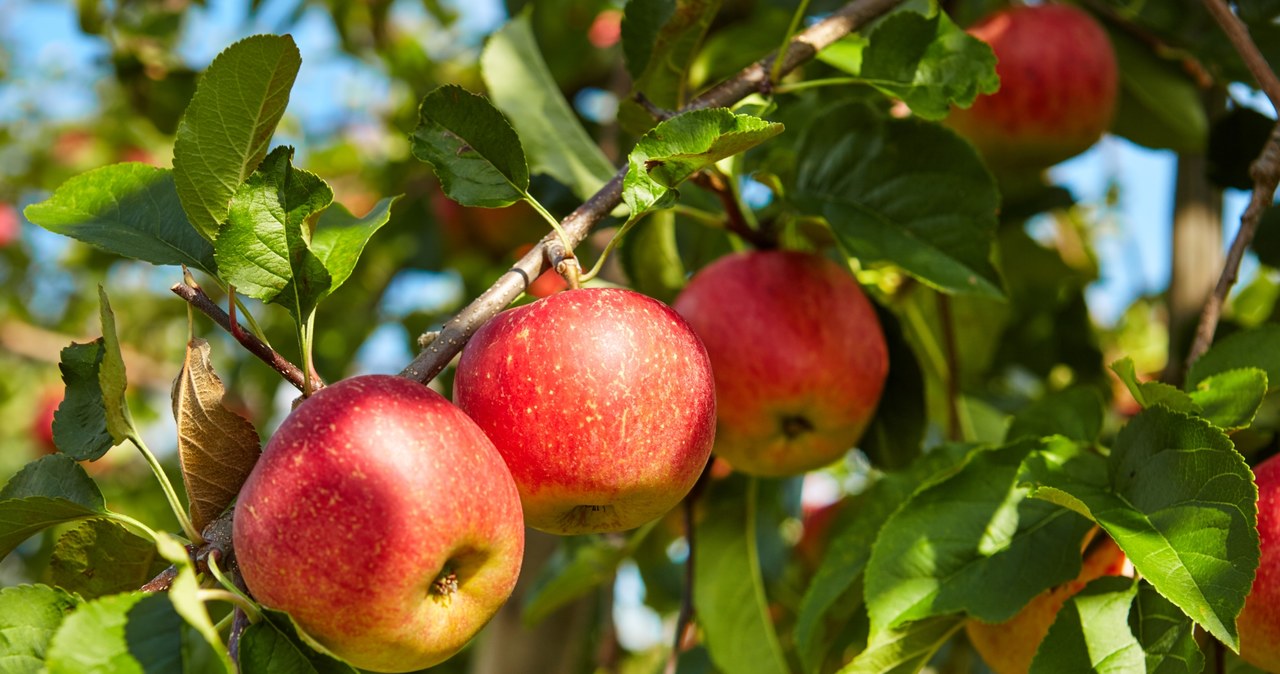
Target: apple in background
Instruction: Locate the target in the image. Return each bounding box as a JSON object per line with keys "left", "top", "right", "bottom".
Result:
{"left": 945, "top": 4, "right": 1118, "bottom": 174}
{"left": 233, "top": 375, "right": 525, "bottom": 673}
{"left": 795, "top": 499, "right": 846, "bottom": 571}
{"left": 431, "top": 189, "right": 547, "bottom": 258}
{"left": 453, "top": 288, "right": 716, "bottom": 535}
{"left": 673, "top": 250, "right": 888, "bottom": 476}
{"left": 0, "top": 203, "right": 19, "bottom": 248}
{"left": 967, "top": 537, "right": 1127, "bottom": 674}
{"left": 1239, "top": 452, "right": 1280, "bottom": 671}
{"left": 30, "top": 387, "right": 61, "bottom": 454}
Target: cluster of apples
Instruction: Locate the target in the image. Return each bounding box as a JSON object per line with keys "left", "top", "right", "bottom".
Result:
{"left": 231, "top": 249, "right": 889, "bottom": 672}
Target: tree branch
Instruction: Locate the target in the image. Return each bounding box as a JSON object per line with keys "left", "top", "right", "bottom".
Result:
{"left": 399, "top": 0, "right": 906, "bottom": 384}
{"left": 690, "top": 171, "right": 776, "bottom": 249}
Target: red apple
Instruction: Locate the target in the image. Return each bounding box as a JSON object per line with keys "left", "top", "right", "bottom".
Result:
{"left": 233, "top": 375, "right": 524, "bottom": 673}
{"left": 796, "top": 499, "right": 846, "bottom": 571}
{"left": 673, "top": 250, "right": 888, "bottom": 476}
{"left": 453, "top": 288, "right": 716, "bottom": 535}
{"left": 31, "top": 387, "right": 61, "bottom": 454}
{"left": 967, "top": 537, "right": 1127, "bottom": 674}
{"left": 1239, "top": 452, "right": 1280, "bottom": 671}
{"left": 945, "top": 4, "right": 1118, "bottom": 173}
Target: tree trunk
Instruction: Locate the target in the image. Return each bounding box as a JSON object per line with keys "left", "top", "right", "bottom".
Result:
{"left": 1164, "top": 151, "right": 1224, "bottom": 384}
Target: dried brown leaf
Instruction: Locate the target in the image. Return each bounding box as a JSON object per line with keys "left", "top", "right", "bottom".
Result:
{"left": 172, "top": 338, "right": 261, "bottom": 532}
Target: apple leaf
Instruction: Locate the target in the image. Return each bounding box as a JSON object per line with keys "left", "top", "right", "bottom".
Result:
{"left": 1187, "top": 324, "right": 1280, "bottom": 391}
{"left": 0, "top": 455, "right": 109, "bottom": 560}
{"left": 1107, "top": 28, "right": 1208, "bottom": 155}
{"left": 618, "top": 209, "right": 686, "bottom": 303}
{"left": 410, "top": 85, "right": 530, "bottom": 208}
{"left": 481, "top": 15, "right": 615, "bottom": 200}
{"left": 793, "top": 103, "right": 1002, "bottom": 298}
{"left": 44, "top": 593, "right": 186, "bottom": 674}
{"left": 1006, "top": 387, "right": 1106, "bottom": 444}
{"left": 239, "top": 609, "right": 358, "bottom": 674}
{"left": 617, "top": 0, "right": 721, "bottom": 133}
{"left": 522, "top": 520, "right": 658, "bottom": 626}
{"left": 307, "top": 197, "right": 399, "bottom": 301}
{"left": 1021, "top": 406, "right": 1258, "bottom": 650}
{"left": 173, "top": 34, "right": 301, "bottom": 242}
{"left": 214, "top": 146, "right": 334, "bottom": 324}
{"left": 864, "top": 439, "right": 1094, "bottom": 632}
{"left": 1028, "top": 576, "right": 1144, "bottom": 674}
{"left": 817, "top": 10, "right": 999, "bottom": 120}
{"left": 53, "top": 340, "right": 114, "bottom": 461}
{"left": 50, "top": 519, "right": 167, "bottom": 599}
{"left": 0, "top": 584, "right": 80, "bottom": 671}
{"left": 1131, "top": 580, "right": 1204, "bottom": 674}
{"left": 1187, "top": 368, "right": 1268, "bottom": 431}
{"left": 97, "top": 287, "right": 134, "bottom": 445}
{"left": 1111, "top": 357, "right": 1199, "bottom": 415}
{"left": 172, "top": 337, "right": 261, "bottom": 534}
{"left": 859, "top": 307, "right": 926, "bottom": 470}
{"left": 835, "top": 615, "right": 964, "bottom": 674}
{"left": 623, "top": 108, "right": 783, "bottom": 216}
{"left": 695, "top": 478, "right": 790, "bottom": 674}
{"left": 22, "top": 164, "right": 218, "bottom": 276}
{"left": 157, "top": 533, "right": 235, "bottom": 673}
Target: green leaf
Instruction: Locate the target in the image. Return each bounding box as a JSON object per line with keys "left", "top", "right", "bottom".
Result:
{"left": 97, "top": 287, "right": 133, "bottom": 445}
{"left": 52, "top": 340, "right": 113, "bottom": 461}
{"left": 45, "top": 593, "right": 185, "bottom": 674}
{"left": 1022, "top": 406, "right": 1258, "bottom": 649}
{"left": 50, "top": 520, "right": 167, "bottom": 599}
{"left": 1132, "top": 580, "right": 1204, "bottom": 674}
{"left": 860, "top": 307, "right": 926, "bottom": 470}
{"left": 1006, "top": 387, "right": 1105, "bottom": 444}
{"left": 163, "top": 535, "right": 234, "bottom": 673}
{"left": 173, "top": 34, "right": 301, "bottom": 241}
{"left": 1107, "top": 29, "right": 1208, "bottom": 154}
{"left": 22, "top": 164, "right": 218, "bottom": 276}
{"left": 1110, "top": 357, "right": 1198, "bottom": 414}
{"left": 1188, "top": 324, "right": 1280, "bottom": 391}
{"left": 864, "top": 440, "right": 1093, "bottom": 631}
{"left": 836, "top": 615, "right": 964, "bottom": 674}
{"left": 410, "top": 85, "right": 529, "bottom": 207}
{"left": 481, "top": 15, "right": 615, "bottom": 200}
{"left": 1028, "top": 576, "right": 1143, "bottom": 674}
{"left": 618, "top": 0, "right": 722, "bottom": 133}
{"left": 0, "top": 455, "right": 108, "bottom": 560}
{"left": 695, "top": 478, "right": 790, "bottom": 674}
{"left": 307, "top": 197, "right": 398, "bottom": 300}
{"left": 1187, "top": 368, "right": 1268, "bottom": 431}
{"left": 239, "top": 610, "right": 357, "bottom": 674}
{"left": 618, "top": 210, "right": 686, "bottom": 303}
{"left": 817, "top": 11, "right": 999, "bottom": 120}
{"left": 793, "top": 103, "right": 1002, "bottom": 298}
{"left": 215, "top": 146, "right": 333, "bottom": 323}
{"left": 623, "top": 108, "right": 783, "bottom": 215}
{"left": 0, "top": 584, "right": 80, "bottom": 673}
{"left": 522, "top": 521, "right": 657, "bottom": 626}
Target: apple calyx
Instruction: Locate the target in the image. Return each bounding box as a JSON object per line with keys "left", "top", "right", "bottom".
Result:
{"left": 431, "top": 569, "right": 459, "bottom": 597}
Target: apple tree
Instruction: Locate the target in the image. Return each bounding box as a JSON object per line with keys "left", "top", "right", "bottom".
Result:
{"left": 1, "top": 0, "right": 1280, "bottom": 672}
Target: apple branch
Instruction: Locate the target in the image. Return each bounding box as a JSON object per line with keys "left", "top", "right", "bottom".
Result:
{"left": 399, "top": 0, "right": 907, "bottom": 384}
{"left": 690, "top": 171, "right": 777, "bottom": 249}
{"left": 1184, "top": 0, "right": 1280, "bottom": 367}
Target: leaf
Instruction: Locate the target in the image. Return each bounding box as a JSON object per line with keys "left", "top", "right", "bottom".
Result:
{"left": 22, "top": 164, "right": 218, "bottom": 276}
{"left": 410, "top": 85, "right": 529, "bottom": 208}
{"left": 1107, "top": 28, "right": 1208, "bottom": 155}
{"left": 1028, "top": 576, "right": 1144, "bottom": 674}
{"left": 817, "top": 11, "right": 999, "bottom": 120}
{"left": 1021, "top": 406, "right": 1258, "bottom": 649}
{"left": 45, "top": 593, "right": 185, "bottom": 674}
{"left": 307, "top": 197, "right": 398, "bottom": 299}
{"left": 50, "top": 520, "right": 167, "bottom": 599}
{"left": 1187, "top": 368, "right": 1268, "bottom": 431}
{"left": 522, "top": 520, "right": 657, "bottom": 626}
{"left": 618, "top": 0, "right": 722, "bottom": 133}
{"left": 160, "top": 533, "right": 234, "bottom": 673}
{"left": 864, "top": 440, "right": 1093, "bottom": 632}
{"left": 1132, "top": 580, "right": 1204, "bottom": 674}
{"left": 623, "top": 108, "right": 783, "bottom": 215}
{"left": 172, "top": 338, "right": 262, "bottom": 533}
{"left": 793, "top": 103, "right": 1002, "bottom": 298}
{"left": 214, "top": 146, "right": 333, "bottom": 323}
{"left": 173, "top": 34, "right": 301, "bottom": 241}
{"left": 97, "top": 287, "right": 133, "bottom": 445}
{"left": 52, "top": 340, "right": 113, "bottom": 461}
{"left": 695, "top": 478, "right": 790, "bottom": 674}
{"left": 1006, "top": 387, "right": 1105, "bottom": 444}
{"left": 859, "top": 306, "right": 926, "bottom": 470}
{"left": 1110, "top": 357, "right": 1198, "bottom": 414}
{"left": 1188, "top": 324, "right": 1280, "bottom": 391}
{"left": 481, "top": 15, "right": 615, "bottom": 200}
{"left": 836, "top": 615, "right": 964, "bottom": 674}
{"left": 239, "top": 609, "right": 357, "bottom": 674}
{"left": 0, "top": 584, "right": 80, "bottom": 673}
{"left": 0, "top": 455, "right": 108, "bottom": 560}
{"left": 618, "top": 210, "right": 686, "bottom": 303}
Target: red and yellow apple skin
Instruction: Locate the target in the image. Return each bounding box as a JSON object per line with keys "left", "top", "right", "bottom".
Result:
{"left": 453, "top": 288, "right": 716, "bottom": 535}
{"left": 233, "top": 375, "right": 524, "bottom": 673}
{"left": 673, "top": 250, "right": 888, "bottom": 477}
{"left": 945, "top": 4, "right": 1118, "bottom": 173}
{"left": 1240, "top": 453, "right": 1280, "bottom": 671}
{"left": 967, "top": 538, "right": 1127, "bottom": 674}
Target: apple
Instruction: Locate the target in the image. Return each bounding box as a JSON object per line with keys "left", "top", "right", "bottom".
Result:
{"left": 233, "top": 374, "right": 525, "bottom": 673}
{"left": 31, "top": 387, "right": 61, "bottom": 454}
{"left": 795, "top": 499, "right": 846, "bottom": 571}
{"left": 945, "top": 4, "right": 1118, "bottom": 173}
{"left": 431, "top": 190, "right": 548, "bottom": 258}
{"left": 0, "top": 203, "right": 19, "bottom": 248}
{"left": 1239, "top": 452, "right": 1280, "bottom": 671}
{"left": 672, "top": 250, "right": 888, "bottom": 476}
{"left": 453, "top": 287, "right": 716, "bottom": 535}
{"left": 967, "top": 537, "right": 1127, "bottom": 674}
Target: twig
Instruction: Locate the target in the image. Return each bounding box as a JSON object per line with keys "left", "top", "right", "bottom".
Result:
{"left": 399, "top": 0, "right": 906, "bottom": 384}
{"left": 1185, "top": 0, "right": 1280, "bottom": 367}
{"left": 141, "top": 565, "right": 180, "bottom": 593}
{"left": 634, "top": 93, "right": 675, "bottom": 121}
{"left": 664, "top": 460, "right": 715, "bottom": 674}
{"left": 171, "top": 281, "right": 324, "bottom": 393}
{"left": 690, "top": 171, "right": 776, "bottom": 249}
{"left": 937, "top": 293, "right": 963, "bottom": 442}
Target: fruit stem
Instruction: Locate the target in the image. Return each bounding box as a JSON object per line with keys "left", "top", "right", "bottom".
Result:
{"left": 526, "top": 195, "right": 575, "bottom": 257}
{"left": 770, "top": 0, "right": 813, "bottom": 85}
{"left": 127, "top": 430, "right": 203, "bottom": 544}
{"left": 197, "top": 589, "right": 262, "bottom": 623}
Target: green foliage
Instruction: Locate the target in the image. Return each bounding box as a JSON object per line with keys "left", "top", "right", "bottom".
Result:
{"left": 1107, "top": 29, "right": 1208, "bottom": 154}
{"left": 1028, "top": 577, "right": 1145, "bottom": 674}
{"left": 836, "top": 615, "right": 963, "bottom": 674}
{"left": 522, "top": 521, "right": 658, "bottom": 626}
{"left": 52, "top": 341, "right": 114, "bottom": 461}
{"left": 0, "top": 455, "right": 108, "bottom": 559}
{"left": 239, "top": 610, "right": 357, "bottom": 674}
{"left": 43, "top": 592, "right": 188, "bottom": 673}
{"left": 410, "top": 85, "right": 530, "bottom": 208}
{"left": 1188, "top": 324, "right": 1280, "bottom": 390}
{"left": 0, "top": 584, "right": 80, "bottom": 672}
{"left": 618, "top": 0, "right": 722, "bottom": 132}
{"left": 49, "top": 520, "right": 166, "bottom": 599}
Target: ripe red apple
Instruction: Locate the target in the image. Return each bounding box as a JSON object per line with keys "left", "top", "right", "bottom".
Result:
{"left": 796, "top": 499, "right": 847, "bottom": 571}
{"left": 233, "top": 375, "right": 525, "bottom": 673}
{"left": 453, "top": 288, "right": 716, "bottom": 535}
{"left": 967, "top": 537, "right": 1127, "bottom": 674}
{"left": 31, "top": 387, "right": 61, "bottom": 454}
{"left": 1239, "top": 452, "right": 1280, "bottom": 671}
{"left": 673, "top": 250, "right": 888, "bottom": 476}
{"left": 945, "top": 4, "right": 1118, "bottom": 173}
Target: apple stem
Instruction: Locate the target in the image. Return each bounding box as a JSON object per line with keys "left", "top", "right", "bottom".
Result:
{"left": 580, "top": 214, "right": 643, "bottom": 284}
{"left": 546, "top": 239, "right": 582, "bottom": 290}
{"left": 769, "top": 0, "right": 813, "bottom": 86}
